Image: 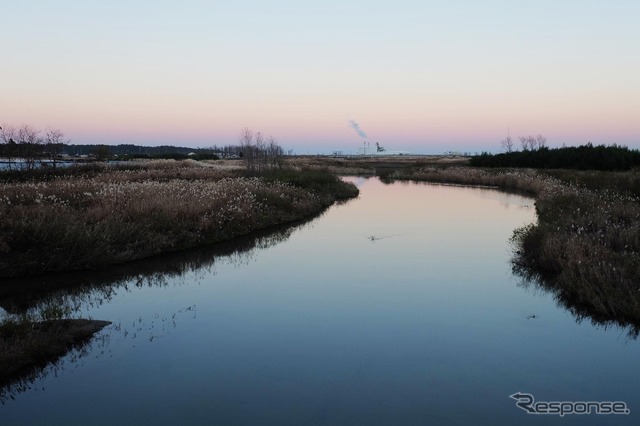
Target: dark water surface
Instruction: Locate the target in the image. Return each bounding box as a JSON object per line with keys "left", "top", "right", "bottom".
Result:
{"left": 2, "top": 177, "right": 638, "bottom": 425}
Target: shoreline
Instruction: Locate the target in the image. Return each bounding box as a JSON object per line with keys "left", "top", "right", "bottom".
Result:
{"left": 0, "top": 318, "right": 111, "bottom": 399}
{"left": 0, "top": 162, "right": 359, "bottom": 278}
{"left": 386, "top": 165, "right": 640, "bottom": 333}
{"left": 0, "top": 161, "right": 358, "bottom": 394}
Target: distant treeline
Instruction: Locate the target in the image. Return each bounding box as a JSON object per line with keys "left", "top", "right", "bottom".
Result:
{"left": 470, "top": 144, "right": 640, "bottom": 171}
{"left": 62, "top": 144, "right": 219, "bottom": 158}
{"left": 0, "top": 143, "right": 221, "bottom": 162}
{"left": 1, "top": 124, "right": 289, "bottom": 168}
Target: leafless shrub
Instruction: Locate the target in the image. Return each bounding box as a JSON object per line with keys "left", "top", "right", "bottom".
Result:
{"left": 239, "top": 128, "right": 284, "bottom": 173}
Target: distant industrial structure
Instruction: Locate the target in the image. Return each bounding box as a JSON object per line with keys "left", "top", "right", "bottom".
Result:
{"left": 357, "top": 141, "right": 410, "bottom": 156}
{"left": 358, "top": 141, "right": 384, "bottom": 155}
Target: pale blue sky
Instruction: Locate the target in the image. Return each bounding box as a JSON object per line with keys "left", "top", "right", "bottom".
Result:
{"left": 1, "top": 1, "right": 638, "bottom": 153}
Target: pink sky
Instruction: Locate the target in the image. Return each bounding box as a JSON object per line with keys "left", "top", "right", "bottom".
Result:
{"left": 1, "top": 1, "right": 638, "bottom": 154}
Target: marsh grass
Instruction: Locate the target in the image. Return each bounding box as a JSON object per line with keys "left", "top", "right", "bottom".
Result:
{"left": 0, "top": 318, "right": 111, "bottom": 399}
{"left": 260, "top": 168, "right": 360, "bottom": 201}
{"left": 0, "top": 160, "right": 357, "bottom": 277}
{"left": 391, "top": 166, "right": 640, "bottom": 329}
{"left": 0, "top": 312, "right": 111, "bottom": 396}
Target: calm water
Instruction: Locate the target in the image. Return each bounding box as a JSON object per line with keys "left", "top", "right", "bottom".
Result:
{"left": 2, "top": 177, "right": 639, "bottom": 425}
{"left": 0, "top": 161, "right": 75, "bottom": 170}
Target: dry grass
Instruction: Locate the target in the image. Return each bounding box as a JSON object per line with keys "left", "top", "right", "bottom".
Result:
{"left": 0, "top": 160, "right": 357, "bottom": 277}
{"left": 283, "top": 155, "right": 470, "bottom": 175}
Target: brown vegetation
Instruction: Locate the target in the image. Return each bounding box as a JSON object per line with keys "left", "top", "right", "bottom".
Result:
{"left": 0, "top": 160, "right": 358, "bottom": 277}
{"left": 283, "top": 155, "right": 470, "bottom": 175}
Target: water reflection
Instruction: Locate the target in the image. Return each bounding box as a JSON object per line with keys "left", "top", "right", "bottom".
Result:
{"left": 0, "top": 215, "right": 323, "bottom": 401}
{"left": 513, "top": 264, "right": 640, "bottom": 338}
{"left": 381, "top": 177, "right": 535, "bottom": 208}
{"left": 359, "top": 176, "right": 637, "bottom": 338}
{"left": 3, "top": 178, "right": 639, "bottom": 425}
{"left": 0, "top": 303, "right": 199, "bottom": 404}
{"left": 0, "top": 216, "right": 319, "bottom": 316}
{"left": 375, "top": 178, "right": 640, "bottom": 338}
{"left": 0, "top": 327, "right": 109, "bottom": 404}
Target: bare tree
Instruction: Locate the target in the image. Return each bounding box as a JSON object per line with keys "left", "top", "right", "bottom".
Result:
{"left": 17, "top": 124, "right": 43, "bottom": 170}
{"left": 45, "top": 128, "right": 68, "bottom": 169}
{"left": 239, "top": 127, "right": 256, "bottom": 172}
{"left": 535, "top": 134, "right": 547, "bottom": 149}
{"left": 238, "top": 128, "right": 284, "bottom": 173}
{"left": 2, "top": 124, "right": 69, "bottom": 170}
{"left": 526, "top": 135, "right": 536, "bottom": 151}
{"left": 501, "top": 136, "right": 514, "bottom": 153}
{"left": 520, "top": 135, "right": 542, "bottom": 151}
{"left": 267, "top": 136, "right": 284, "bottom": 168}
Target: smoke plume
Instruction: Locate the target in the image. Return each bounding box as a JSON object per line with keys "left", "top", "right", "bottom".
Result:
{"left": 348, "top": 120, "right": 367, "bottom": 139}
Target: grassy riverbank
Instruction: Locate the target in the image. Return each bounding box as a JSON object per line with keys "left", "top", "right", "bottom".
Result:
{"left": 0, "top": 160, "right": 358, "bottom": 277}
{"left": 391, "top": 166, "right": 640, "bottom": 331}
{"left": 0, "top": 316, "right": 110, "bottom": 395}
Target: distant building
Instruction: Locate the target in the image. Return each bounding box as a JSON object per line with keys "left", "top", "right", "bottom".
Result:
{"left": 359, "top": 142, "right": 377, "bottom": 155}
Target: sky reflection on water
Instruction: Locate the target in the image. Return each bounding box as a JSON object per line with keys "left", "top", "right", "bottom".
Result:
{"left": 2, "top": 177, "right": 639, "bottom": 425}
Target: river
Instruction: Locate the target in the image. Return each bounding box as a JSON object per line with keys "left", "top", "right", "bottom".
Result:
{"left": 1, "top": 177, "right": 638, "bottom": 425}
